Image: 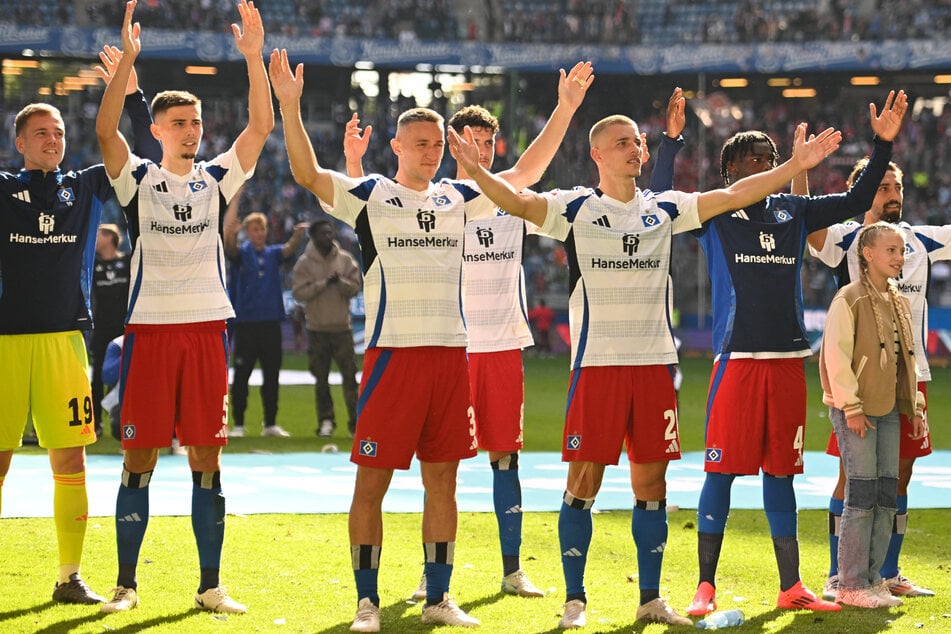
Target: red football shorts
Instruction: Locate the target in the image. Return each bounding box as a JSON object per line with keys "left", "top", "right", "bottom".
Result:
{"left": 562, "top": 364, "right": 682, "bottom": 465}
{"left": 703, "top": 357, "right": 806, "bottom": 476}
{"left": 120, "top": 321, "right": 230, "bottom": 449}
{"left": 469, "top": 349, "right": 524, "bottom": 453}
{"left": 825, "top": 381, "right": 932, "bottom": 459}
{"left": 352, "top": 346, "right": 478, "bottom": 470}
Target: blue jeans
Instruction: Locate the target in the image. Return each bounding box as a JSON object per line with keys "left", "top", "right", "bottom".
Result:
{"left": 830, "top": 406, "right": 899, "bottom": 591}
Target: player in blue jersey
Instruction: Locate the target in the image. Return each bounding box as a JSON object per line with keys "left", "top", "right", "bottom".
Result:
{"left": 656, "top": 90, "right": 909, "bottom": 617}
{"left": 96, "top": 0, "right": 273, "bottom": 615}
{"left": 223, "top": 198, "right": 308, "bottom": 439}
{"left": 807, "top": 158, "right": 946, "bottom": 600}
{"left": 0, "top": 46, "right": 158, "bottom": 605}
{"left": 449, "top": 101, "right": 843, "bottom": 629}
{"left": 342, "top": 65, "right": 594, "bottom": 605}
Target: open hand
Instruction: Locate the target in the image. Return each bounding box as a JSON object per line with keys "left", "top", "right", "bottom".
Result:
{"left": 558, "top": 61, "right": 593, "bottom": 111}
{"left": 343, "top": 113, "right": 373, "bottom": 163}
{"left": 268, "top": 49, "right": 303, "bottom": 104}
{"left": 232, "top": 0, "right": 265, "bottom": 57}
{"left": 869, "top": 89, "right": 908, "bottom": 142}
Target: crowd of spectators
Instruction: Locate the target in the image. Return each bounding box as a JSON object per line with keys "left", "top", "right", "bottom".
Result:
{"left": 2, "top": 0, "right": 949, "bottom": 46}
{"left": 4, "top": 74, "right": 948, "bottom": 319}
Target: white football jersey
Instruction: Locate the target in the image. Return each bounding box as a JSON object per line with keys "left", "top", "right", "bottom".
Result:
{"left": 324, "top": 172, "right": 493, "bottom": 348}
{"left": 538, "top": 187, "right": 700, "bottom": 369}
{"left": 111, "top": 147, "right": 249, "bottom": 325}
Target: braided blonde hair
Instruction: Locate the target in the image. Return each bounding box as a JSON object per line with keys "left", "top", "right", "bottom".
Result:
{"left": 856, "top": 222, "right": 915, "bottom": 369}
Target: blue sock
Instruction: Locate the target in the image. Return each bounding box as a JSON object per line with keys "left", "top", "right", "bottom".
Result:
{"left": 424, "top": 542, "right": 454, "bottom": 604}
{"left": 559, "top": 492, "right": 593, "bottom": 601}
{"left": 763, "top": 474, "right": 800, "bottom": 591}
{"left": 191, "top": 471, "right": 225, "bottom": 592}
{"left": 697, "top": 472, "right": 734, "bottom": 534}
{"left": 115, "top": 468, "right": 152, "bottom": 588}
{"left": 880, "top": 495, "right": 908, "bottom": 579}
{"left": 633, "top": 500, "right": 667, "bottom": 604}
{"left": 351, "top": 545, "right": 381, "bottom": 605}
{"left": 828, "top": 497, "right": 844, "bottom": 576}
{"left": 492, "top": 453, "right": 522, "bottom": 574}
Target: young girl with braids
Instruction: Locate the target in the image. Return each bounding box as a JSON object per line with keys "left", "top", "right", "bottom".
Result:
{"left": 819, "top": 221, "right": 927, "bottom": 608}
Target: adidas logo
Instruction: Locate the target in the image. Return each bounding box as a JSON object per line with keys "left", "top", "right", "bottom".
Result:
{"left": 14, "top": 190, "right": 30, "bottom": 203}
{"left": 731, "top": 209, "right": 750, "bottom": 220}
{"left": 118, "top": 513, "right": 143, "bottom": 523}
{"left": 795, "top": 452, "right": 803, "bottom": 467}
{"left": 650, "top": 541, "right": 667, "bottom": 554}
{"left": 562, "top": 548, "right": 584, "bottom": 557}
{"left": 385, "top": 197, "right": 403, "bottom": 207}
{"left": 215, "top": 426, "right": 229, "bottom": 439}
{"left": 153, "top": 181, "right": 168, "bottom": 193}
{"left": 74, "top": 513, "right": 89, "bottom": 522}
{"left": 80, "top": 425, "right": 93, "bottom": 435}
{"left": 505, "top": 505, "right": 522, "bottom": 514}
{"left": 594, "top": 215, "right": 611, "bottom": 228}
{"left": 665, "top": 440, "right": 679, "bottom": 454}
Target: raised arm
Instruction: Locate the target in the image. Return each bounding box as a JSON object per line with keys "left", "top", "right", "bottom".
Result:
{"left": 648, "top": 88, "right": 686, "bottom": 193}
{"left": 96, "top": 44, "right": 162, "bottom": 163}
{"left": 696, "top": 123, "right": 841, "bottom": 221}
{"left": 95, "top": 0, "right": 139, "bottom": 179}
{"left": 496, "top": 61, "right": 593, "bottom": 190}
{"left": 449, "top": 126, "right": 548, "bottom": 226}
{"left": 282, "top": 222, "right": 308, "bottom": 259}
{"left": 269, "top": 48, "right": 336, "bottom": 205}
{"left": 222, "top": 191, "right": 242, "bottom": 258}
{"left": 343, "top": 113, "right": 372, "bottom": 178}
{"left": 231, "top": 0, "right": 274, "bottom": 174}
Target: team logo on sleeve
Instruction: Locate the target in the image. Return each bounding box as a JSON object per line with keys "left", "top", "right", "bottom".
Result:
{"left": 622, "top": 233, "right": 640, "bottom": 256}
{"left": 38, "top": 212, "right": 55, "bottom": 235}
{"left": 417, "top": 210, "right": 436, "bottom": 232}
{"left": 57, "top": 187, "right": 75, "bottom": 204}
{"left": 476, "top": 227, "right": 494, "bottom": 248}
{"left": 642, "top": 214, "right": 659, "bottom": 227}
{"left": 772, "top": 209, "right": 792, "bottom": 223}
{"left": 566, "top": 435, "right": 582, "bottom": 450}
{"left": 758, "top": 232, "right": 776, "bottom": 252}
{"left": 432, "top": 194, "right": 450, "bottom": 207}
{"left": 705, "top": 447, "right": 722, "bottom": 463}
{"left": 188, "top": 181, "right": 207, "bottom": 193}
{"left": 123, "top": 424, "right": 136, "bottom": 440}
{"left": 359, "top": 439, "right": 378, "bottom": 457}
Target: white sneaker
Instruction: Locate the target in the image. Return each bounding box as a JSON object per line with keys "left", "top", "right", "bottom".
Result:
{"left": 501, "top": 569, "right": 544, "bottom": 597}
{"left": 420, "top": 595, "right": 479, "bottom": 627}
{"left": 101, "top": 586, "right": 138, "bottom": 613}
{"left": 885, "top": 573, "right": 935, "bottom": 597}
{"left": 836, "top": 586, "right": 897, "bottom": 608}
{"left": 559, "top": 599, "right": 586, "bottom": 629}
{"left": 318, "top": 419, "right": 335, "bottom": 437}
{"left": 635, "top": 597, "right": 692, "bottom": 626}
{"left": 822, "top": 575, "right": 839, "bottom": 601}
{"left": 228, "top": 426, "right": 245, "bottom": 438}
{"left": 410, "top": 573, "right": 427, "bottom": 601}
{"left": 261, "top": 424, "right": 291, "bottom": 438}
{"left": 350, "top": 597, "right": 380, "bottom": 632}
{"left": 872, "top": 580, "right": 904, "bottom": 607}
{"left": 195, "top": 586, "right": 247, "bottom": 614}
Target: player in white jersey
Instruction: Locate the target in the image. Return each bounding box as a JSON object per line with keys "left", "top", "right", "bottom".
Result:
{"left": 95, "top": 0, "right": 273, "bottom": 616}
{"left": 449, "top": 108, "right": 843, "bottom": 629}
{"left": 342, "top": 67, "right": 593, "bottom": 604}
{"left": 270, "top": 50, "right": 594, "bottom": 631}
{"left": 808, "top": 158, "right": 948, "bottom": 599}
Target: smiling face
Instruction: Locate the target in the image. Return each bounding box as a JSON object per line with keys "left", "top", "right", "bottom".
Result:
{"left": 861, "top": 225, "right": 906, "bottom": 289}
{"left": 867, "top": 169, "right": 904, "bottom": 224}
{"left": 152, "top": 103, "right": 203, "bottom": 162}
{"left": 391, "top": 119, "right": 445, "bottom": 189}
{"left": 16, "top": 111, "right": 66, "bottom": 173}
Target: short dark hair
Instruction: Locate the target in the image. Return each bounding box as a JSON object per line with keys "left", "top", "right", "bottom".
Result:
{"left": 719, "top": 131, "right": 779, "bottom": 185}
{"left": 396, "top": 108, "right": 443, "bottom": 130}
{"left": 308, "top": 219, "right": 334, "bottom": 239}
{"left": 151, "top": 90, "right": 201, "bottom": 118}
{"left": 846, "top": 158, "right": 903, "bottom": 188}
{"left": 447, "top": 105, "right": 499, "bottom": 135}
